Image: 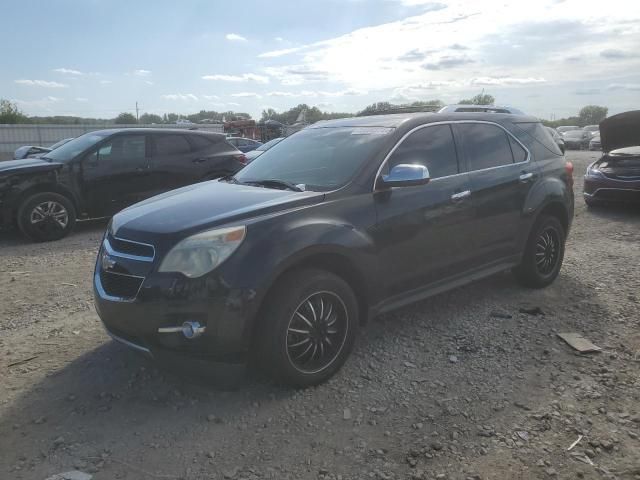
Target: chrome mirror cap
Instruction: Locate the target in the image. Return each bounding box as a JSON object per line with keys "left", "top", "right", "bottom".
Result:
{"left": 381, "top": 164, "right": 430, "bottom": 188}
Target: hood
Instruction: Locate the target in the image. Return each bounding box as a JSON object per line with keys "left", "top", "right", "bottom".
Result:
{"left": 599, "top": 110, "right": 640, "bottom": 153}
{"left": 0, "top": 158, "right": 63, "bottom": 176}
{"left": 14, "top": 145, "right": 51, "bottom": 159}
{"left": 111, "top": 180, "right": 324, "bottom": 240}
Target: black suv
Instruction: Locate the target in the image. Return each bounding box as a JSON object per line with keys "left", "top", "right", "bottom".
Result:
{"left": 94, "top": 113, "right": 574, "bottom": 387}
{"left": 0, "top": 129, "right": 246, "bottom": 241}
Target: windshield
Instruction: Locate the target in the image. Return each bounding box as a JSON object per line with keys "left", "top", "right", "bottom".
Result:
{"left": 256, "top": 137, "right": 283, "bottom": 151}
{"left": 45, "top": 131, "right": 110, "bottom": 162}
{"left": 48, "top": 138, "right": 73, "bottom": 150}
{"left": 235, "top": 127, "right": 392, "bottom": 191}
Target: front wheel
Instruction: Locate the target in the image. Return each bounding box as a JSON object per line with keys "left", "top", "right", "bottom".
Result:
{"left": 17, "top": 192, "right": 76, "bottom": 242}
{"left": 256, "top": 268, "right": 358, "bottom": 387}
{"left": 513, "top": 215, "right": 565, "bottom": 288}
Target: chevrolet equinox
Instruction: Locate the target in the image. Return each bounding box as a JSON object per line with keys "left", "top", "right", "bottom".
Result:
{"left": 94, "top": 112, "right": 574, "bottom": 387}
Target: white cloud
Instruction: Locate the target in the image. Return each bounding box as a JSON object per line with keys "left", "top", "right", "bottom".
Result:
{"left": 607, "top": 83, "right": 640, "bottom": 91}
{"left": 225, "top": 33, "right": 247, "bottom": 42}
{"left": 53, "top": 68, "right": 83, "bottom": 75}
{"left": 203, "top": 95, "right": 220, "bottom": 100}
{"left": 202, "top": 73, "right": 269, "bottom": 84}
{"left": 227, "top": 102, "right": 241, "bottom": 107}
{"left": 133, "top": 69, "right": 151, "bottom": 77}
{"left": 266, "top": 89, "right": 367, "bottom": 98}
{"left": 162, "top": 93, "right": 198, "bottom": 101}
{"left": 145, "top": 80, "right": 154, "bottom": 85}
{"left": 470, "top": 77, "right": 547, "bottom": 86}
{"left": 100, "top": 80, "right": 112, "bottom": 85}
{"left": 275, "top": 37, "right": 284, "bottom": 42}
{"left": 75, "top": 97, "right": 89, "bottom": 102}
{"left": 15, "top": 79, "right": 68, "bottom": 88}
{"left": 231, "top": 92, "right": 263, "bottom": 98}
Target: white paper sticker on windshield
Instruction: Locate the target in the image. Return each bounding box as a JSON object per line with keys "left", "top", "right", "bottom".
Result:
{"left": 351, "top": 127, "right": 394, "bottom": 135}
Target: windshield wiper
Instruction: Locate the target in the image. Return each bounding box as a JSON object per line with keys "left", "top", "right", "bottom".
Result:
{"left": 245, "top": 179, "right": 304, "bottom": 192}
{"left": 219, "top": 175, "right": 242, "bottom": 184}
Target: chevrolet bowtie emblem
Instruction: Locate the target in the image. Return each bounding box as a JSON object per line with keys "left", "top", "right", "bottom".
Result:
{"left": 101, "top": 251, "right": 117, "bottom": 271}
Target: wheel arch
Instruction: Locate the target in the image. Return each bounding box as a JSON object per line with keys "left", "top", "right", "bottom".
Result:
{"left": 14, "top": 183, "right": 80, "bottom": 217}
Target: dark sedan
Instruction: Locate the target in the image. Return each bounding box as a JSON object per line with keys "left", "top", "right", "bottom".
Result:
{"left": 584, "top": 110, "right": 640, "bottom": 206}
{"left": 589, "top": 134, "right": 601, "bottom": 151}
{"left": 546, "top": 127, "right": 565, "bottom": 154}
{"left": 226, "top": 137, "right": 262, "bottom": 153}
{"left": 562, "top": 130, "right": 590, "bottom": 150}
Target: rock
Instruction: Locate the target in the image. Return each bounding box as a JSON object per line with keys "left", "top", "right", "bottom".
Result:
{"left": 343, "top": 408, "right": 352, "bottom": 420}
{"left": 516, "top": 431, "right": 529, "bottom": 441}
{"left": 404, "top": 361, "right": 417, "bottom": 368}
{"left": 490, "top": 310, "right": 512, "bottom": 319}
{"left": 431, "top": 442, "right": 444, "bottom": 451}
{"left": 519, "top": 306, "right": 544, "bottom": 316}
{"left": 53, "top": 436, "right": 65, "bottom": 448}
{"left": 207, "top": 414, "right": 222, "bottom": 423}
{"left": 33, "top": 416, "right": 47, "bottom": 424}
{"left": 545, "top": 467, "right": 557, "bottom": 476}
{"left": 448, "top": 355, "right": 458, "bottom": 364}
{"left": 44, "top": 472, "right": 92, "bottom": 480}
{"left": 223, "top": 467, "right": 238, "bottom": 479}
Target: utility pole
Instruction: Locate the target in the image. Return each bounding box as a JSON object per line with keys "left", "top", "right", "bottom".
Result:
{"left": 135, "top": 101, "right": 139, "bottom": 123}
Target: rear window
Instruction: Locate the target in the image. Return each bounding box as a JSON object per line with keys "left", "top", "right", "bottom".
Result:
{"left": 189, "top": 135, "right": 216, "bottom": 150}
{"left": 512, "top": 122, "right": 563, "bottom": 157}
{"left": 155, "top": 134, "right": 192, "bottom": 155}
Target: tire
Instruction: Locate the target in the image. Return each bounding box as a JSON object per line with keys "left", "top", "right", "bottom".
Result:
{"left": 255, "top": 268, "right": 359, "bottom": 387}
{"left": 584, "top": 197, "right": 600, "bottom": 208}
{"left": 513, "top": 215, "right": 565, "bottom": 289}
{"left": 17, "top": 192, "right": 76, "bottom": 242}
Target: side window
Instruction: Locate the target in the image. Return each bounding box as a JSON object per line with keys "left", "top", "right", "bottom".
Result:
{"left": 155, "top": 135, "right": 192, "bottom": 155}
{"left": 387, "top": 124, "right": 459, "bottom": 179}
{"left": 189, "top": 135, "right": 215, "bottom": 151}
{"left": 512, "top": 122, "right": 562, "bottom": 156}
{"left": 509, "top": 136, "right": 528, "bottom": 163}
{"left": 457, "top": 124, "right": 514, "bottom": 171}
{"left": 89, "top": 135, "right": 146, "bottom": 167}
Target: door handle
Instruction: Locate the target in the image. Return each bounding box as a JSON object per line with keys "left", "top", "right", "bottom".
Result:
{"left": 192, "top": 157, "right": 207, "bottom": 164}
{"left": 519, "top": 172, "right": 534, "bottom": 183}
{"left": 450, "top": 190, "right": 471, "bottom": 202}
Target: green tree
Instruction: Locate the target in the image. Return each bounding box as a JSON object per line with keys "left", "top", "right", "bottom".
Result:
{"left": 578, "top": 105, "right": 608, "bottom": 126}
{"left": 458, "top": 93, "right": 495, "bottom": 105}
{"left": 139, "top": 113, "right": 163, "bottom": 124}
{"left": 114, "top": 112, "right": 137, "bottom": 124}
{"left": 0, "top": 99, "right": 30, "bottom": 124}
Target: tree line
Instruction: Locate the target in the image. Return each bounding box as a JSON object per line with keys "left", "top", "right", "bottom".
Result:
{"left": 0, "top": 97, "right": 609, "bottom": 128}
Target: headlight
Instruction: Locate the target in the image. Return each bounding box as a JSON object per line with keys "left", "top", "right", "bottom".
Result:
{"left": 159, "top": 226, "right": 246, "bottom": 278}
{"left": 585, "top": 164, "right": 604, "bottom": 178}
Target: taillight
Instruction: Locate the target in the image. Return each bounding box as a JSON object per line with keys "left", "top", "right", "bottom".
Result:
{"left": 234, "top": 154, "right": 247, "bottom": 165}
{"left": 565, "top": 161, "right": 574, "bottom": 187}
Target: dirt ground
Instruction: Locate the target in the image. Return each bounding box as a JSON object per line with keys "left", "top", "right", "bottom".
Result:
{"left": 1, "top": 150, "right": 639, "bottom": 480}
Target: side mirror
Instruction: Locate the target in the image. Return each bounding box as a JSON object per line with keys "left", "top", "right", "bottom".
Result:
{"left": 380, "top": 164, "right": 430, "bottom": 188}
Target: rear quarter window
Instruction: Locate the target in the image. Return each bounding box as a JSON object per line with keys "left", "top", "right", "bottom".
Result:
{"left": 188, "top": 135, "right": 217, "bottom": 151}
{"left": 512, "top": 122, "right": 563, "bottom": 157}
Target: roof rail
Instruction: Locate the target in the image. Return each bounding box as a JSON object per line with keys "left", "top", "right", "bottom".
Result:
{"left": 357, "top": 105, "right": 441, "bottom": 117}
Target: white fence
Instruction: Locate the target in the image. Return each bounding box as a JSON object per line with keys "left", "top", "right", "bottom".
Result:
{"left": 0, "top": 124, "right": 224, "bottom": 160}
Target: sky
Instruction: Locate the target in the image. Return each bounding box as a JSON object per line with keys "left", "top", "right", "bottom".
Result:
{"left": 2, "top": 0, "right": 639, "bottom": 121}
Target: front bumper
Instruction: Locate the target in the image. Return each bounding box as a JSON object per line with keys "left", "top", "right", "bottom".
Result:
{"left": 93, "top": 241, "right": 261, "bottom": 362}
{"left": 584, "top": 176, "right": 640, "bottom": 203}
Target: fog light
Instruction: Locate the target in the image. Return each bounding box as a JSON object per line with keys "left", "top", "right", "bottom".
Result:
{"left": 181, "top": 321, "right": 205, "bottom": 339}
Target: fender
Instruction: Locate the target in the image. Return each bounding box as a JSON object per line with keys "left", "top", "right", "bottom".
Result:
{"left": 3, "top": 169, "right": 80, "bottom": 217}
{"left": 229, "top": 219, "right": 379, "bottom": 335}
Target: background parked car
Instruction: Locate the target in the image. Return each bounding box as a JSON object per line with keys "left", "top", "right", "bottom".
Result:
{"left": 0, "top": 129, "right": 246, "bottom": 241}
{"left": 244, "top": 137, "right": 284, "bottom": 163}
{"left": 584, "top": 110, "right": 640, "bottom": 206}
{"left": 583, "top": 125, "right": 599, "bottom": 138}
{"left": 562, "top": 130, "right": 590, "bottom": 150}
{"left": 556, "top": 125, "right": 580, "bottom": 134}
{"left": 546, "top": 127, "right": 565, "bottom": 154}
{"left": 589, "top": 133, "right": 601, "bottom": 151}
{"left": 226, "top": 137, "right": 262, "bottom": 153}
{"left": 13, "top": 138, "right": 74, "bottom": 159}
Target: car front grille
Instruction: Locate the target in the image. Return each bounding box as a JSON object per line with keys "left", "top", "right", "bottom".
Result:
{"left": 100, "top": 270, "right": 144, "bottom": 300}
{"left": 106, "top": 233, "right": 155, "bottom": 259}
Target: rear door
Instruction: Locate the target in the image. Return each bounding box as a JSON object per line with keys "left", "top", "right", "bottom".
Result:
{"left": 81, "top": 133, "right": 151, "bottom": 215}
{"left": 373, "top": 123, "right": 476, "bottom": 298}
{"left": 454, "top": 122, "right": 534, "bottom": 266}
{"left": 148, "top": 133, "right": 199, "bottom": 194}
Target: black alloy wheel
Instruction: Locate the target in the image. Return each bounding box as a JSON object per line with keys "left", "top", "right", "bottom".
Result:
{"left": 256, "top": 268, "right": 358, "bottom": 387}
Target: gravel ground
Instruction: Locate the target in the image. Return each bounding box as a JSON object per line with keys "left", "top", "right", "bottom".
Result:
{"left": 1, "top": 150, "right": 639, "bottom": 480}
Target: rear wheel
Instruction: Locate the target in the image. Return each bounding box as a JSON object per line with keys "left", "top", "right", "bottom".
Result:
{"left": 256, "top": 268, "right": 358, "bottom": 387}
{"left": 17, "top": 192, "right": 76, "bottom": 242}
{"left": 513, "top": 215, "right": 565, "bottom": 288}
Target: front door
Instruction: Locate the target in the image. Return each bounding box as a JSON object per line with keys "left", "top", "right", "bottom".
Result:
{"left": 148, "top": 133, "right": 202, "bottom": 194}
{"left": 81, "top": 134, "right": 151, "bottom": 216}
{"left": 372, "top": 124, "right": 476, "bottom": 299}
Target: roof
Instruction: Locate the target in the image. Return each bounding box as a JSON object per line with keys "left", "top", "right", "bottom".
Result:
{"left": 307, "top": 111, "right": 539, "bottom": 130}
{"left": 92, "top": 128, "right": 224, "bottom": 137}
